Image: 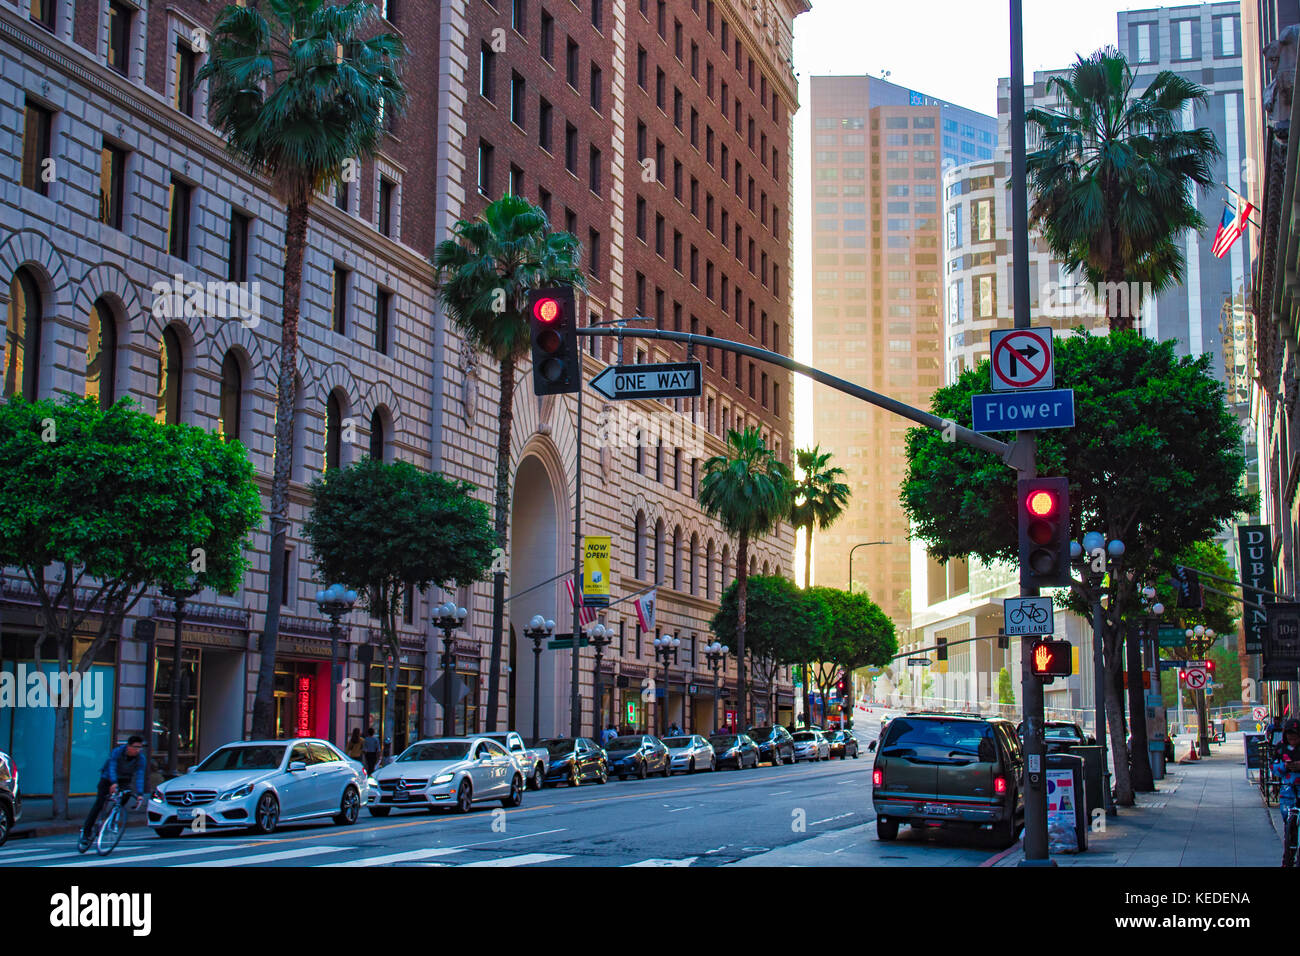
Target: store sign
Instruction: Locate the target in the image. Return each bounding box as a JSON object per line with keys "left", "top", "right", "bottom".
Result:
{"left": 1239, "top": 525, "right": 1273, "bottom": 655}
{"left": 296, "top": 675, "right": 312, "bottom": 737}
{"left": 1264, "top": 603, "right": 1300, "bottom": 682}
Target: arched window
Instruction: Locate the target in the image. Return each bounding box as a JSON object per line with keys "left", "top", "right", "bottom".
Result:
{"left": 721, "top": 544, "right": 730, "bottom": 595}
{"left": 634, "top": 511, "right": 646, "bottom": 578}
{"left": 654, "top": 519, "right": 664, "bottom": 583}
{"left": 5, "top": 269, "right": 42, "bottom": 400}
{"left": 158, "top": 326, "right": 183, "bottom": 424}
{"left": 86, "top": 297, "right": 117, "bottom": 406}
{"left": 368, "top": 408, "right": 385, "bottom": 460}
{"left": 325, "top": 392, "right": 342, "bottom": 472}
{"left": 705, "top": 540, "right": 715, "bottom": 601}
{"left": 672, "top": 526, "right": 682, "bottom": 590}
{"left": 219, "top": 351, "right": 243, "bottom": 441}
{"left": 689, "top": 533, "right": 699, "bottom": 594}
{"left": 750, "top": 555, "right": 757, "bottom": 576}
{"left": 762, "top": 560, "right": 770, "bottom": 576}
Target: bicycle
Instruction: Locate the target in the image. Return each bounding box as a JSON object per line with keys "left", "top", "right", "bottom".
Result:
{"left": 80, "top": 789, "right": 135, "bottom": 857}
{"left": 1007, "top": 604, "right": 1049, "bottom": 626}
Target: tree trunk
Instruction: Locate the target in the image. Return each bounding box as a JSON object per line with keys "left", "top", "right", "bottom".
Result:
{"left": 485, "top": 356, "right": 517, "bottom": 731}
{"left": 252, "top": 192, "right": 310, "bottom": 740}
{"left": 801, "top": 522, "right": 812, "bottom": 727}
{"left": 51, "top": 634, "right": 71, "bottom": 819}
{"left": 1106, "top": 231, "right": 1133, "bottom": 333}
{"left": 1104, "top": 623, "right": 1134, "bottom": 806}
{"left": 1126, "top": 622, "right": 1154, "bottom": 791}
{"left": 736, "top": 531, "right": 749, "bottom": 728}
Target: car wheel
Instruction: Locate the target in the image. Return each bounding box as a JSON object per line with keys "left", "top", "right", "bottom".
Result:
{"left": 530, "top": 765, "right": 545, "bottom": 791}
{"left": 455, "top": 779, "right": 473, "bottom": 813}
{"left": 992, "top": 815, "right": 1018, "bottom": 850}
{"left": 501, "top": 775, "right": 524, "bottom": 809}
{"left": 0, "top": 805, "right": 9, "bottom": 846}
{"left": 637, "top": 760, "right": 648, "bottom": 780}
{"left": 368, "top": 806, "right": 391, "bottom": 817}
{"left": 155, "top": 826, "right": 182, "bottom": 839}
{"left": 598, "top": 763, "right": 609, "bottom": 785}
{"left": 688, "top": 758, "right": 696, "bottom": 775}
{"left": 254, "top": 792, "right": 279, "bottom": 834}
{"left": 334, "top": 786, "right": 360, "bottom": 825}
{"left": 772, "top": 750, "right": 782, "bottom": 767}
{"left": 877, "top": 818, "right": 899, "bottom": 841}
{"left": 569, "top": 763, "right": 581, "bottom": 788}
{"left": 661, "top": 760, "right": 671, "bottom": 778}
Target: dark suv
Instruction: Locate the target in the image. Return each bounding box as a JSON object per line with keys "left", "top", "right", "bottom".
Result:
{"left": 746, "top": 725, "right": 795, "bottom": 766}
{"left": 0, "top": 750, "right": 21, "bottom": 846}
{"left": 871, "top": 713, "right": 1024, "bottom": 847}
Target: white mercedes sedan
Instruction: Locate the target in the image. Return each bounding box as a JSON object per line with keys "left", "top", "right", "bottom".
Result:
{"left": 148, "top": 738, "right": 366, "bottom": 837}
{"left": 369, "top": 737, "right": 525, "bottom": 816}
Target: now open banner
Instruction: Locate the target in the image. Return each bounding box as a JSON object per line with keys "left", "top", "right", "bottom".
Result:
{"left": 583, "top": 536, "right": 611, "bottom": 607}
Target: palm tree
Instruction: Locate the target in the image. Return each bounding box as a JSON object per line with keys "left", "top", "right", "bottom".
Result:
{"left": 789, "top": 446, "right": 849, "bottom": 727}
{"left": 699, "top": 428, "right": 792, "bottom": 728}
{"left": 198, "top": 0, "right": 407, "bottom": 738}
{"left": 1026, "top": 47, "right": 1220, "bottom": 332}
{"left": 433, "top": 195, "right": 586, "bottom": 731}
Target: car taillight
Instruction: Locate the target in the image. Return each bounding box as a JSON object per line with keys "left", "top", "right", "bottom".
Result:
{"left": 872, "top": 768, "right": 883, "bottom": 787}
{"left": 994, "top": 775, "right": 1007, "bottom": 794}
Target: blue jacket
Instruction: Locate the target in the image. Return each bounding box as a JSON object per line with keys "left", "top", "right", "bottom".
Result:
{"left": 100, "top": 743, "right": 145, "bottom": 794}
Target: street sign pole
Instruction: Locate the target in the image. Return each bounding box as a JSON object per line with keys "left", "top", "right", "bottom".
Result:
{"left": 571, "top": 358, "right": 584, "bottom": 738}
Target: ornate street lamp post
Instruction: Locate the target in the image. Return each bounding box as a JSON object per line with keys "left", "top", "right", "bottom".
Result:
{"left": 523, "top": 615, "right": 555, "bottom": 741}
{"left": 1072, "top": 531, "right": 1125, "bottom": 816}
{"left": 316, "top": 583, "right": 358, "bottom": 747}
{"left": 653, "top": 634, "right": 681, "bottom": 735}
{"left": 705, "top": 641, "right": 730, "bottom": 733}
{"left": 433, "top": 601, "right": 468, "bottom": 736}
{"left": 161, "top": 582, "right": 200, "bottom": 778}
{"left": 587, "top": 621, "right": 612, "bottom": 737}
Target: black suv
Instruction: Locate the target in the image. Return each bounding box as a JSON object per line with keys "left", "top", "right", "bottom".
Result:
{"left": 0, "top": 751, "right": 21, "bottom": 846}
{"left": 746, "top": 725, "right": 795, "bottom": 766}
{"left": 872, "top": 713, "right": 1024, "bottom": 847}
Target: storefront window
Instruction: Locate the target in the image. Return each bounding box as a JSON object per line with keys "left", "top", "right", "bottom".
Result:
{"left": 368, "top": 664, "right": 424, "bottom": 757}
{"left": 153, "top": 646, "right": 200, "bottom": 768}
{"left": 454, "top": 666, "right": 479, "bottom": 735}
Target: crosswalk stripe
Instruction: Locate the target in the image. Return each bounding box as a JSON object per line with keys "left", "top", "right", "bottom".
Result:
{"left": 459, "top": 853, "right": 570, "bottom": 867}
{"left": 320, "top": 847, "right": 465, "bottom": 867}
{"left": 175, "top": 845, "right": 350, "bottom": 867}
{"left": 624, "top": 857, "right": 698, "bottom": 867}
{"left": 58, "top": 843, "right": 256, "bottom": 867}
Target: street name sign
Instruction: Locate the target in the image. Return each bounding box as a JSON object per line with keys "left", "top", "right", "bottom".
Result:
{"left": 589, "top": 362, "right": 702, "bottom": 400}
{"left": 1157, "top": 625, "right": 1188, "bottom": 649}
{"left": 906, "top": 657, "right": 931, "bottom": 667}
{"left": 547, "top": 634, "right": 590, "bottom": 650}
{"left": 990, "top": 327, "right": 1054, "bottom": 392}
{"left": 1003, "top": 596, "right": 1055, "bottom": 636}
{"left": 970, "top": 389, "right": 1075, "bottom": 433}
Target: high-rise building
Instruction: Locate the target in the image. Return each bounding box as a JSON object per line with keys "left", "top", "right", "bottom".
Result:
{"left": 807, "top": 76, "right": 996, "bottom": 626}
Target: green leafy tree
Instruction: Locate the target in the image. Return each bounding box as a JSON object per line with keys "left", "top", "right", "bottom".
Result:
{"left": 789, "top": 446, "right": 850, "bottom": 724}
{"left": 997, "top": 667, "right": 1016, "bottom": 715}
{"left": 304, "top": 458, "right": 494, "bottom": 748}
{"left": 198, "top": 0, "right": 408, "bottom": 738}
{"left": 0, "top": 396, "right": 259, "bottom": 816}
{"left": 808, "top": 587, "right": 897, "bottom": 723}
{"left": 901, "top": 331, "right": 1252, "bottom": 806}
{"left": 1026, "top": 47, "right": 1220, "bottom": 332}
{"left": 433, "top": 195, "right": 586, "bottom": 731}
{"left": 699, "top": 428, "right": 793, "bottom": 726}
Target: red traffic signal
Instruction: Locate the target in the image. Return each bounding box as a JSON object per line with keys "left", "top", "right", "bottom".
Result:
{"left": 533, "top": 296, "right": 561, "bottom": 323}
{"left": 1029, "top": 639, "right": 1072, "bottom": 682}
{"left": 528, "top": 286, "right": 579, "bottom": 395}
{"left": 1206, "top": 660, "right": 1215, "bottom": 674}
{"left": 1178, "top": 669, "right": 1187, "bottom": 681}
{"left": 1018, "top": 478, "right": 1071, "bottom": 589}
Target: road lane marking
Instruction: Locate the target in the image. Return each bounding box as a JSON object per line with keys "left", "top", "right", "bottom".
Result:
{"left": 668, "top": 806, "right": 693, "bottom": 812}
{"left": 176, "top": 845, "right": 350, "bottom": 867}
{"left": 810, "top": 812, "right": 855, "bottom": 826}
{"left": 625, "top": 857, "right": 698, "bottom": 866}
{"left": 321, "top": 847, "right": 465, "bottom": 867}
{"left": 460, "top": 853, "right": 570, "bottom": 867}
{"left": 59, "top": 843, "right": 257, "bottom": 867}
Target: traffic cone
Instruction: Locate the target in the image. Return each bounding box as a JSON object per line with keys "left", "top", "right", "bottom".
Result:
{"left": 1178, "top": 744, "right": 1199, "bottom": 764}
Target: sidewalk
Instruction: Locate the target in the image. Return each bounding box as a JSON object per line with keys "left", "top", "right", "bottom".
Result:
{"left": 6, "top": 796, "right": 99, "bottom": 840}
{"left": 992, "top": 733, "right": 1278, "bottom": 867}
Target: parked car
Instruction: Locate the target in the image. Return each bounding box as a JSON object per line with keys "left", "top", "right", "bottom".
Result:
{"left": 791, "top": 730, "right": 831, "bottom": 762}
{"left": 663, "top": 735, "right": 716, "bottom": 773}
{"left": 0, "top": 751, "right": 21, "bottom": 846}
{"left": 148, "top": 738, "right": 367, "bottom": 837}
{"left": 540, "top": 737, "right": 608, "bottom": 786}
{"left": 747, "top": 725, "right": 796, "bottom": 765}
{"left": 1017, "top": 720, "right": 1094, "bottom": 754}
{"left": 371, "top": 737, "right": 524, "bottom": 815}
{"left": 827, "top": 730, "right": 860, "bottom": 759}
{"left": 483, "top": 731, "right": 549, "bottom": 791}
{"left": 872, "top": 713, "right": 1025, "bottom": 848}
{"left": 709, "top": 734, "right": 760, "bottom": 770}
{"left": 604, "top": 734, "right": 671, "bottom": 779}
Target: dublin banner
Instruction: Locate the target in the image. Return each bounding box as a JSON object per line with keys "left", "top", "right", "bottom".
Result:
{"left": 1238, "top": 525, "right": 1273, "bottom": 656}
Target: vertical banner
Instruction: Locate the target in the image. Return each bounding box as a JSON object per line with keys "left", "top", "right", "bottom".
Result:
{"left": 1238, "top": 525, "right": 1273, "bottom": 655}
{"left": 1264, "top": 603, "right": 1300, "bottom": 682}
{"left": 583, "top": 536, "right": 611, "bottom": 607}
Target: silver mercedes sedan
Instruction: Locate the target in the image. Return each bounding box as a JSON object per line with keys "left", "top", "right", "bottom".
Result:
{"left": 662, "top": 735, "right": 716, "bottom": 773}
{"left": 148, "top": 738, "right": 367, "bottom": 837}
{"left": 370, "top": 737, "right": 525, "bottom": 815}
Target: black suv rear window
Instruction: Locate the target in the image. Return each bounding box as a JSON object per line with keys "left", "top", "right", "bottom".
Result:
{"left": 880, "top": 718, "right": 998, "bottom": 762}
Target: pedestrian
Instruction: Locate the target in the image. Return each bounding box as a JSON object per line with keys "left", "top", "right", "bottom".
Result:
{"left": 346, "top": 727, "right": 364, "bottom": 762}
{"left": 361, "top": 725, "right": 380, "bottom": 774}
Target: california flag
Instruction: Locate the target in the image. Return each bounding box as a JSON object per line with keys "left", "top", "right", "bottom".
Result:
{"left": 634, "top": 589, "right": 657, "bottom": 633}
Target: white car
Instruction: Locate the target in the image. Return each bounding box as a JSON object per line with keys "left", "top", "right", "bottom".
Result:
{"left": 148, "top": 738, "right": 366, "bottom": 837}
{"left": 662, "top": 735, "right": 716, "bottom": 773}
{"left": 791, "top": 730, "right": 831, "bottom": 762}
{"left": 369, "top": 737, "right": 525, "bottom": 815}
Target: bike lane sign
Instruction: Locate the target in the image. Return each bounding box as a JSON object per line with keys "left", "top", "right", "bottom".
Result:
{"left": 1004, "top": 596, "right": 1055, "bottom": 636}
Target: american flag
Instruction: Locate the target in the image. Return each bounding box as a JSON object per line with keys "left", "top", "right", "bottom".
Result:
{"left": 1212, "top": 192, "right": 1254, "bottom": 259}
{"left": 564, "top": 577, "right": 597, "bottom": 626}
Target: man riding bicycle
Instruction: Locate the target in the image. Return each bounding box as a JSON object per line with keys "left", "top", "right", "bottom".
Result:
{"left": 1274, "top": 719, "right": 1300, "bottom": 866}
{"left": 79, "top": 735, "right": 146, "bottom": 852}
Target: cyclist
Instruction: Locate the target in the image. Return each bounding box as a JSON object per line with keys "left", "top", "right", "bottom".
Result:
{"left": 1274, "top": 719, "right": 1300, "bottom": 867}
{"left": 79, "top": 735, "right": 146, "bottom": 852}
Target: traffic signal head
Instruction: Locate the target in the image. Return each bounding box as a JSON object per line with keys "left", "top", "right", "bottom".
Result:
{"left": 1178, "top": 669, "right": 1186, "bottom": 681}
{"left": 1206, "top": 660, "right": 1215, "bottom": 674}
{"left": 528, "top": 286, "right": 579, "bottom": 395}
{"left": 1018, "top": 477, "right": 1071, "bottom": 589}
{"left": 1029, "top": 639, "right": 1072, "bottom": 682}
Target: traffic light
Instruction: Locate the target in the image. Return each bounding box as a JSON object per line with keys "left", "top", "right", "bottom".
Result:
{"left": 1206, "top": 659, "right": 1215, "bottom": 676}
{"left": 1173, "top": 566, "right": 1204, "bottom": 609}
{"left": 528, "top": 286, "right": 579, "bottom": 395}
{"left": 937, "top": 636, "right": 948, "bottom": 661}
{"left": 1029, "top": 638, "right": 1072, "bottom": 682}
{"left": 1018, "top": 477, "right": 1071, "bottom": 589}
{"left": 997, "top": 629, "right": 1009, "bottom": 650}
{"left": 1178, "top": 669, "right": 1187, "bottom": 681}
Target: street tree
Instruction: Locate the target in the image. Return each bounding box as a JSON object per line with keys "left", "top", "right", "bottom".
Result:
{"left": 1026, "top": 47, "right": 1220, "bottom": 332}
{"left": 789, "top": 446, "right": 850, "bottom": 725}
{"left": 304, "top": 458, "right": 494, "bottom": 751}
{"left": 901, "top": 331, "right": 1252, "bottom": 806}
{"left": 0, "top": 396, "right": 259, "bottom": 816}
{"left": 699, "top": 428, "right": 792, "bottom": 727}
{"left": 433, "top": 195, "right": 586, "bottom": 731}
{"left": 198, "top": 0, "right": 408, "bottom": 739}
{"left": 808, "top": 587, "right": 897, "bottom": 726}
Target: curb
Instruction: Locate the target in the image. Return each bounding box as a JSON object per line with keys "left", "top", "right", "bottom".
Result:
{"left": 979, "top": 839, "right": 1022, "bottom": 867}
{"left": 7, "top": 821, "right": 85, "bottom": 841}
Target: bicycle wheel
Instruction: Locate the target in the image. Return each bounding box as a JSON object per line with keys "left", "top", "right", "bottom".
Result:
{"left": 96, "top": 803, "right": 126, "bottom": 856}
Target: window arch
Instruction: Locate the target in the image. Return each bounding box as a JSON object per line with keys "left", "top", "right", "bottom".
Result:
{"left": 721, "top": 544, "right": 731, "bottom": 595}
{"left": 368, "top": 407, "right": 386, "bottom": 461}
{"left": 86, "top": 297, "right": 118, "bottom": 406}
{"left": 749, "top": 555, "right": 757, "bottom": 576}
{"left": 672, "top": 525, "right": 682, "bottom": 590}
{"left": 634, "top": 511, "right": 646, "bottom": 579}
{"left": 654, "top": 518, "right": 665, "bottom": 583}
{"left": 705, "top": 540, "right": 716, "bottom": 600}
{"left": 762, "top": 560, "right": 770, "bottom": 576}
{"left": 157, "top": 325, "right": 184, "bottom": 424}
{"left": 325, "top": 392, "right": 343, "bottom": 472}
{"left": 5, "top": 269, "right": 42, "bottom": 400}
{"left": 219, "top": 350, "right": 243, "bottom": 441}
{"left": 689, "top": 533, "right": 699, "bottom": 594}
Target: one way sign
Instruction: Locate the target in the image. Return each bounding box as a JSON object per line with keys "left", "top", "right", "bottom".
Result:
{"left": 990, "top": 328, "right": 1054, "bottom": 392}
{"left": 589, "top": 361, "right": 702, "bottom": 400}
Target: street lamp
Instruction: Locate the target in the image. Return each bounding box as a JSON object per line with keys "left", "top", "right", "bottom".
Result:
{"left": 315, "top": 583, "right": 358, "bottom": 748}
{"left": 653, "top": 634, "right": 681, "bottom": 735}
{"left": 705, "top": 641, "right": 730, "bottom": 733}
{"left": 161, "top": 581, "right": 201, "bottom": 778}
{"left": 433, "top": 601, "right": 468, "bottom": 736}
{"left": 523, "top": 615, "right": 555, "bottom": 741}
{"left": 1072, "top": 532, "right": 1124, "bottom": 816}
{"left": 847, "top": 541, "right": 890, "bottom": 594}
{"left": 1185, "top": 623, "right": 1216, "bottom": 757}
{"left": 587, "top": 620, "right": 612, "bottom": 738}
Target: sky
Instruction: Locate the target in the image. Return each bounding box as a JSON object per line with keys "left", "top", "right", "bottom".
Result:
{"left": 787, "top": 0, "right": 1170, "bottom": 580}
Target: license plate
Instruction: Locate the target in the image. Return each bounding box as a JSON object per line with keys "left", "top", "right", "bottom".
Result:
{"left": 176, "top": 808, "right": 194, "bottom": 820}
{"left": 392, "top": 792, "right": 409, "bottom": 802}
{"left": 922, "top": 804, "right": 958, "bottom": 816}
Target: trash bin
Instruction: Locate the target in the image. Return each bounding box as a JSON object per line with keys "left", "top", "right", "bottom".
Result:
{"left": 1045, "top": 752, "right": 1088, "bottom": 853}
{"left": 1070, "top": 744, "right": 1104, "bottom": 818}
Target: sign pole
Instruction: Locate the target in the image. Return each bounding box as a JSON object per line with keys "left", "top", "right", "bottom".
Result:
{"left": 571, "top": 378, "right": 583, "bottom": 738}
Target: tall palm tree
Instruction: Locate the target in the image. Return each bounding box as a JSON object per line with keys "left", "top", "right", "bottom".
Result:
{"left": 198, "top": 0, "right": 407, "bottom": 738}
{"left": 699, "top": 428, "right": 792, "bottom": 728}
{"left": 433, "top": 195, "right": 586, "bottom": 731}
{"left": 788, "top": 446, "right": 849, "bottom": 726}
{"left": 1026, "top": 47, "right": 1220, "bottom": 332}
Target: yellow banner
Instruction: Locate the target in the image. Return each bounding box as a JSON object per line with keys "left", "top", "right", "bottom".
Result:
{"left": 584, "top": 536, "right": 611, "bottom": 605}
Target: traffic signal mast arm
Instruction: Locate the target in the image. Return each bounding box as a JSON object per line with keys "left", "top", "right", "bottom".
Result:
{"left": 1176, "top": 564, "right": 1297, "bottom": 604}
{"left": 887, "top": 633, "right": 1006, "bottom": 661}
{"left": 576, "top": 327, "right": 1024, "bottom": 470}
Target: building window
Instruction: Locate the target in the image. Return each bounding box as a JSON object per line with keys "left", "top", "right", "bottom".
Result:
{"left": 157, "top": 326, "right": 183, "bottom": 425}
{"left": 227, "top": 210, "right": 250, "bottom": 282}
{"left": 590, "top": 63, "right": 602, "bottom": 111}
{"left": 565, "top": 123, "right": 578, "bottom": 174}
{"left": 510, "top": 72, "right": 526, "bottom": 127}
{"left": 637, "top": 46, "right": 648, "bottom": 89}
{"left": 86, "top": 298, "right": 117, "bottom": 407}
{"left": 5, "top": 270, "right": 42, "bottom": 401}
{"left": 378, "top": 176, "right": 395, "bottom": 236}
{"left": 589, "top": 228, "right": 601, "bottom": 278}
{"left": 175, "top": 38, "right": 198, "bottom": 117}
{"left": 375, "top": 288, "right": 391, "bottom": 354}
{"left": 22, "top": 100, "right": 54, "bottom": 197}
{"left": 591, "top": 0, "right": 602, "bottom": 31}
{"left": 369, "top": 409, "right": 386, "bottom": 460}
{"left": 512, "top": 0, "right": 527, "bottom": 33}
{"left": 589, "top": 145, "right": 601, "bottom": 193}
{"left": 108, "top": 1, "right": 133, "bottom": 74}
{"left": 219, "top": 350, "right": 242, "bottom": 441}
{"left": 539, "top": 97, "right": 553, "bottom": 151}
{"left": 99, "top": 141, "right": 127, "bottom": 228}
{"left": 325, "top": 393, "right": 343, "bottom": 472}
{"left": 541, "top": 9, "right": 554, "bottom": 60}
{"left": 480, "top": 43, "right": 496, "bottom": 100}
{"left": 636, "top": 196, "right": 647, "bottom": 240}
{"left": 168, "top": 177, "right": 192, "bottom": 261}
{"left": 332, "top": 264, "right": 349, "bottom": 333}
{"left": 30, "top": 0, "right": 56, "bottom": 31}
{"left": 509, "top": 164, "right": 524, "bottom": 197}
{"left": 567, "top": 37, "right": 580, "bottom": 89}
{"left": 478, "top": 140, "right": 494, "bottom": 196}
{"left": 335, "top": 178, "right": 350, "bottom": 211}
